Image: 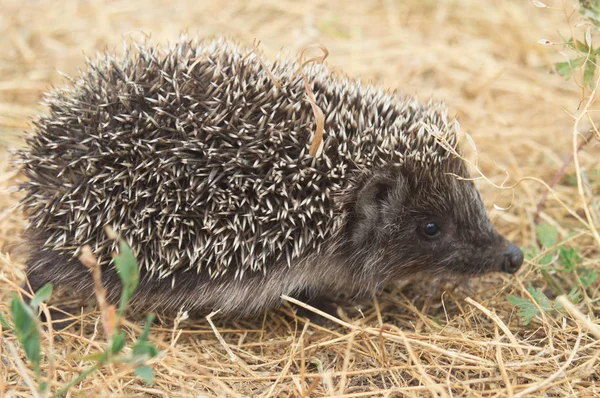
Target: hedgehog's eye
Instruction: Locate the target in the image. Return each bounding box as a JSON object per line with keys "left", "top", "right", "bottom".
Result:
{"left": 419, "top": 219, "right": 441, "bottom": 239}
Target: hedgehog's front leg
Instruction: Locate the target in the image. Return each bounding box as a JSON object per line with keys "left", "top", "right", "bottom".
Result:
{"left": 288, "top": 290, "right": 341, "bottom": 324}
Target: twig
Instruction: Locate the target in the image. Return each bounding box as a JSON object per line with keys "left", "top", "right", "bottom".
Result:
{"left": 40, "top": 303, "right": 56, "bottom": 385}
{"left": 514, "top": 325, "right": 582, "bottom": 397}
{"left": 302, "top": 376, "right": 321, "bottom": 398}
{"left": 398, "top": 330, "right": 448, "bottom": 398}
{"left": 465, "top": 297, "right": 524, "bottom": 356}
{"left": 494, "top": 324, "right": 514, "bottom": 398}
{"left": 264, "top": 320, "right": 310, "bottom": 398}
{"left": 556, "top": 295, "right": 600, "bottom": 339}
{"left": 430, "top": 126, "right": 592, "bottom": 228}
{"left": 79, "top": 245, "right": 115, "bottom": 338}
{"left": 337, "top": 332, "right": 355, "bottom": 395}
{"left": 244, "top": 39, "right": 281, "bottom": 88}
{"left": 570, "top": 73, "right": 600, "bottom": 247}
{"left": 293, "top": 44, "right": 329, "bottom": 156}
{"left": 206, "top": 310, "right": 257, "bottom": 377}
{"left": 281, "top": 295, "right": 496, "bottom": 367}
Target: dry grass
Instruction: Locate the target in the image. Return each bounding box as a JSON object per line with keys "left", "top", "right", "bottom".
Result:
{"left": 1, "top": 0, "right": 599, "bottom": 396}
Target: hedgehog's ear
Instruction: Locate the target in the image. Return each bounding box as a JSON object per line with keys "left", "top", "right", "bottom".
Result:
{"left": 351, "top": 172, "right": 400, "bottom": 244}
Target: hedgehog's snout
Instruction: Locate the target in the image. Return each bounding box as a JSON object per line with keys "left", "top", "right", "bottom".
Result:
{"left": 501, "top": 242, "right": 523, "bottom": 274}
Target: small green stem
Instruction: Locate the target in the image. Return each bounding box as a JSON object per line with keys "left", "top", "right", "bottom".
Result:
{"left": 52, "top": 363, "right": 99, "bottom": 398}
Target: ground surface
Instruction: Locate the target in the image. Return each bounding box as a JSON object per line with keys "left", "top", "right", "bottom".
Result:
{"left": 1, "top": 0, "right": 599, "bottom": 396}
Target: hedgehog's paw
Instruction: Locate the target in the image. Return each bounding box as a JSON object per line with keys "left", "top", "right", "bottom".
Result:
{"left": 291, "top": 293, "right": 341, "bottom": 325}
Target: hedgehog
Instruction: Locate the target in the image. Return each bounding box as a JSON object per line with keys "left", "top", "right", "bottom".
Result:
{"left": 18, "top": 36, "right": 523, "bottom": 318}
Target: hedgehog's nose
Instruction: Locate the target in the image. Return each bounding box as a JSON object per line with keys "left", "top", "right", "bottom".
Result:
{"left": 502, "top": 243, "right": 524, "bottom": 274}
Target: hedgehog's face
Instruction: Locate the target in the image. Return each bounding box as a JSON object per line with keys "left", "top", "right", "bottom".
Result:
{"left": 347, "top": 165, "right": 523, "bottom": 279}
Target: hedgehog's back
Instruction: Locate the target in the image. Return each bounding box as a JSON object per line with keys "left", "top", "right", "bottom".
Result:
{"left": 20, "top": 37, "right": 458, "bottom": 282}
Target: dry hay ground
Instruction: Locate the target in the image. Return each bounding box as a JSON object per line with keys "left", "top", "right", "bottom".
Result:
{"left": 0, "top": 0, "right": 599, "bottom": 397}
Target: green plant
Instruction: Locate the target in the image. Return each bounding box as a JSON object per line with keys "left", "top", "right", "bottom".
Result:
{"left": 535, "top": 0, "right": 600, "bottom": 90}
{"left": 0, "top": 236, "right": 160, "bottom": 397}
{"left": 509, "top": 223, "right": 596, "bottom": 325}
{"left": 508, "top": 284, "right": 581, "bottom": 325}
{"left": 532, "top": 0, "right": 600, "bottom": 229}
{"left": 0, "top": 284, "right": 53, "bottom": 393}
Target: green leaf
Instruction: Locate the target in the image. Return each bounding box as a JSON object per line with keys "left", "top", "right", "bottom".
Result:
{"left": 11, "top": 294, "right": 41, "bottom": 373}
{"left": 536, "top": 223, "right": 558, "bottom": 248}
{"left": 580, "top": 0, "right": 600, "bottom": 26}
{"left": 23, "top": 336, "right": 41, "bottom": 372}
{"left": 564, "top": 37, "right": 591, "bottom": 53}
{"left": 527, "top": 285, "right": 553, "bottom": 312}
{"left": 555, "top": 61, "right": 574, "bottom": 79}
{"left": 508, "top": 294, "right": 538, "bottom": 325}
{"left": 11, "top": 294, "right": 35, "bottom": 330}
{"left": 524, "top": 245, "right": 553, "bottom": 266}
{"left": 114, "top": 239, "right": 140, "bottom": 316}
{"left": 134, "top": 365, "right": 155, "bottom": 384}
{"left": 138, "top": 313, "right": 155, "bottom": 343}
{"left": 567, "top": 287, "right": 582, "bottom": 304}
{"left": 132, "top": 314, "right": 159, "bottom": 359}
{"left": 133, "top": 341, "right": 159, "bottom": 359}
{"left": 555, "top": 57, "right": 585, "bottom": 79}
{"left": 124, "top": 314, "right": 159, "bottom": 364}
{"left": 579, "top": 268, "right": 598, "bottom": 287}
{"left": 538, "top": 253, "right": 554, "bottom": 266}
{"left": 584, "top": 55, "right": 597, "bottom": 89}
{"left": 558, "top": 246, "right": 580, "bottom": 272}
{"left": 523, "top": 247, "right": 539, "bottom": 261}
{"left": 30, "top": 284, "right": 53, "bottom": 308}
{"left": 508, "top": 285, "right": 556, "bottom": 325}
{"left": 110, "top": 331, "right": 127, "bottom": 356}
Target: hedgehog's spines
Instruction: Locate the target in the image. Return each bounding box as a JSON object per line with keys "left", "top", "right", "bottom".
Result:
{"left": 20, "top": 36, "right": 460, "bottom": 282}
